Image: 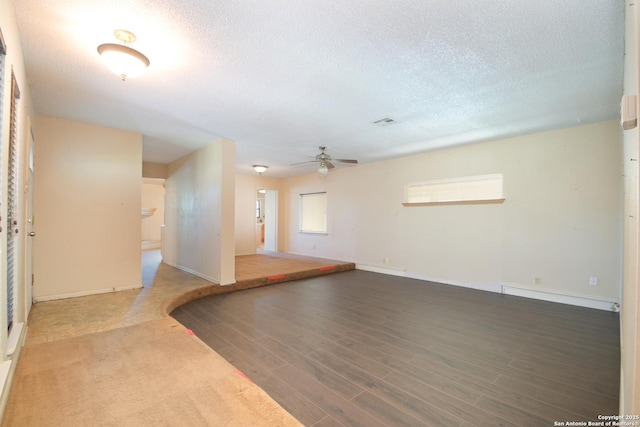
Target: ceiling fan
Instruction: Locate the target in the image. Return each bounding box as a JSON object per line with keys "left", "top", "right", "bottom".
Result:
{"left": 292, "top": 146, "right": 358, "bottom": 176}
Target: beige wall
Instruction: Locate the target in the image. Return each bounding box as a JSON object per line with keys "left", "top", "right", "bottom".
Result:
{"left": 33, "top": 116, "right": 142, "bottom": 300}
{"left": 164, "top": 139, "right": 236, "bottom": 284}
{"left": 142, "top": 179, "right": 165, "bottom": 242}
{"left": 235, "top": 173, "right": 282, "bottom": 255}
{"left": 281, "top": 121, "right": 623, "bottom": 303}
{"left": 0, "top": 0, "right": 37, "bottom": 417}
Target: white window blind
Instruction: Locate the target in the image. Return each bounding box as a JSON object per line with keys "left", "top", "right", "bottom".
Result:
{"left": 7, "top": 71, "right": 19, "bottom": 332}
{"left": 300, "top": 192, "right": 327, "bottom": 233}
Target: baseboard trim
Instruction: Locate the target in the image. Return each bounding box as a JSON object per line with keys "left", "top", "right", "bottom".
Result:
{"left": 405, "top": 272, "right": 504, "bottom": 294}
{"left": 356, "top": 266, "right": 504, "bottom": 294}
{"left": 5, "top": 323, "right": 24, "bottom": 357}
{"left": 34, "top": 284, "right": 143, "bottom": 302}
{"left": 141, "top": 240, "right": 161, "bottom": 250}
{"left": 356, "top": 264, "right": 407, "bottom": 277}
{"left": 0, "top": 322, "right": 27, "bottom": 421}
{"left": 354, "top": 266, "right": 618, "bottom": 311}
{"left": 0, "top": 360, "right": 12, "bottom": 423}
{"left": 502, "top": 284, "right": 619, "bottom": 311}
{"left": 163, "top": 261, "right": 220, "bottom": 284}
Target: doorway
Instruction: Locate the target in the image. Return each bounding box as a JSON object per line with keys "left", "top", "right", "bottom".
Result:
{"left": 141, "top": 178, "right": 165, "bottom": 251}
{"left": 257, "top": 189, "right": 277, "bottom": 252}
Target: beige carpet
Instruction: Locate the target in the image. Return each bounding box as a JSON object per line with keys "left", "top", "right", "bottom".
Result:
{"left": 2, "top": 317, "right": 302, "bottom": 427}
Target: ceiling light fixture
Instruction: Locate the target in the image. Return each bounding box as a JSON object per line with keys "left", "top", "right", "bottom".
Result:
{"left": 97, "top": 29, "right": 150, "bottom": 81}
{"left": 317, "top": 162, "right": 329, "bottom": 177}
{"left": 253, "top": 165, "right": 268, "bottom": 175}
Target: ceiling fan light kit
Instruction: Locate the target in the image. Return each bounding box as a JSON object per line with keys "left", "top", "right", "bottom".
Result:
{"left": 97, "top": 29, "right": 150, "bottom": 81}
{"left": 317, "top": 162, "right": 329, "bottom": 177}
{"left": 291, "top": 146, "right": 358, "bottom": 177}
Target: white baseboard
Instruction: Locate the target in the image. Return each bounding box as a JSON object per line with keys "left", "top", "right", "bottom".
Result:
{"left": 286, "top": 251, "right": 351, "bottom": 264}
{"left": 355, "top": 266, "right": 616, "bottom": 311}
{"left": 356, "top": 264, "right": 407, "bottom": 277}
{"left": 502, "top": 284, "right": 619, "bottom": 311}
{"left": 236, "top": 251, "right": 255, "bottom": 256}
{"left": 357, "top": 264, "right": 503, "bottom": 294}
{"left": 163, "top": 261, "right": 221, "bottom": 284}
{"left": 404, "top": 272, "right": 504, "bottom": 294}
{"left": 33, "top": 284, "right": 143, "bottom": 303}
{"left": 0, "top": 321, "right": 27, "bottom": 421}
{"left": 0, "top": 360, "right": 12, "bottom": 422}
{"left": 6, "top": 323, "right": 24, "bottom": 356}
{"left": 141, "top": 240, "right": 161, "bottom": 250}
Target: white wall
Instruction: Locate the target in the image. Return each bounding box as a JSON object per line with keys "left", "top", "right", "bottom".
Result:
{"left": 33, "top": 116, "right": 143, "bottom": 300}
{"left": 620, "top": 0, "right": 639, "bottom": 415}
{"left": 164, "top": 139, "right": 236, "bottom": 284}
{"left": 141, "top": 179, "right": 165, "bottom": 243}
{"left": 281, "top": 121, "right": 623, "bottom": 303}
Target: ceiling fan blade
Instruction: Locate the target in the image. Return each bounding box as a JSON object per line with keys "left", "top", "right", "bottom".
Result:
{"left": 291, "top": 148, "right": 357, "bottom": 169}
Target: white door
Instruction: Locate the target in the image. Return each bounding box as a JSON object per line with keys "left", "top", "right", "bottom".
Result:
{"left": 25, "top": 169, "right": 33, "bottom": 315}
{"left": 25, "top": 131, "right": 34, "bottom": 315}
{"left": 263, "top": 190, "right": 278, "bottom": 252}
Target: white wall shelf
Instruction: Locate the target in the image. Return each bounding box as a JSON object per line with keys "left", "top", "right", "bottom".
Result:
{"left": 402, "top": 198, "right": 505, "bottom": 207}
{"left": 404, "top": 173, "right": 504, "bottom": 206}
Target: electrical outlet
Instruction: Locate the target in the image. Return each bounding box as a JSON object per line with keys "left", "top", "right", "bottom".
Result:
{"left": 589, "top": 276, "right": 598, "bottom": 286}
{"left": 383, "top": 257, "right": 390, "bottom": 265}
{"left": 534, "top": 277, "right": 542, "bottom": 285}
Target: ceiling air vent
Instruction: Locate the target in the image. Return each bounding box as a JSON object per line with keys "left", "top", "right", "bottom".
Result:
{"left": 372, "top": 117, "right": 397, "bottom": 127}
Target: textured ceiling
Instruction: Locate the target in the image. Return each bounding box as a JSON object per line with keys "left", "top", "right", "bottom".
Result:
{"left": 12, "top": 0, "right": 624, "bottom": 178}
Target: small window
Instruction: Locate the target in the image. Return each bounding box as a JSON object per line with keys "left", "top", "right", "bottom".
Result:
{"left": 300, "top": 192, "right": 327, "bottom": 233}
{"left": 404, "top": 174, "right": 504, "bottom": 205}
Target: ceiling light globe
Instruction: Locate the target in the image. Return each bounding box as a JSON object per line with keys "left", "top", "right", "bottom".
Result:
{"left": 97, "top": 43, "right": 150, "bottom": 80}
{"left": 253, "top": 165, "right": 268, "bottom": 174}
{"left": 317, "top": 163, "right": 329, "bottom": 176}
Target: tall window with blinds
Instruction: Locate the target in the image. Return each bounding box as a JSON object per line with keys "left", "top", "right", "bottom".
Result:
{"left": 6, "top": 71, "right": 19, "bottom": 332}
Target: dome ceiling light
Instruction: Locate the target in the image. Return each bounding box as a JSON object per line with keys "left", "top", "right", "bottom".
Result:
{"left": 253, "top": 165, "right": 268, "bottom": 175}
{"left": 97, "top": 29, "right": 150, "bottom": 81}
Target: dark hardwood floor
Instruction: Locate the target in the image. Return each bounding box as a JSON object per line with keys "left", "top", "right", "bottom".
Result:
{"left": 171, "top": 270, "right": 620, "bottom": 427}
